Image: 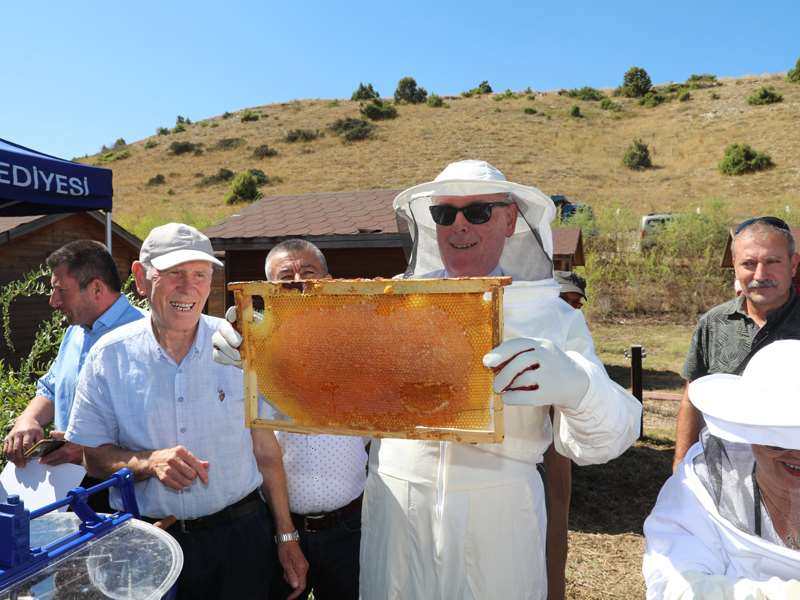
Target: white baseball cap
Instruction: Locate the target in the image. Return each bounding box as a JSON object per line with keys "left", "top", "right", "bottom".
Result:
{"left": 139, "top": 222, "right": 224, "bottom": 271}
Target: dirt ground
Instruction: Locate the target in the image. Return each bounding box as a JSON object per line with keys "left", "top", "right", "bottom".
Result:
{"left": 565, "top": 402, "right": 678, "bottom": 599}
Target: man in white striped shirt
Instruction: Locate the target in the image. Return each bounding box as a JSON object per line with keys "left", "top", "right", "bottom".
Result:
{"left": 215, "top": 238, "right": 366, "bottom": 600}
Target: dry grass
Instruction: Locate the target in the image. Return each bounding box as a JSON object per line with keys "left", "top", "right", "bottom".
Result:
{"left": 87, "top": 74, "right": 800, "bottom": 239}
{"left": 565, "top": 320, "right": 686, "bottom": 599}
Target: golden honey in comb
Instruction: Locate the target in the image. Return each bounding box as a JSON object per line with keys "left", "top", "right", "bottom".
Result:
{"left": 231, "top": 278, "right": 506, "bottom": 442}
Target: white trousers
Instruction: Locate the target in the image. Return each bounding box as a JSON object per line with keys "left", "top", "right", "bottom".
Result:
{"left": 359, "top": 467, "right": 547, "bottom": 600}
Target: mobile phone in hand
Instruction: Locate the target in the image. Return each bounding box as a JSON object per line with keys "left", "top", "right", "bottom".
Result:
{"left": 23, "top": 438, "right": 66, "bottom": 459}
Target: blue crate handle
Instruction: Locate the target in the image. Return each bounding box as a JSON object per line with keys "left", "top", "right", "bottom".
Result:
{"left": 0, "top": 467, "right": 140, "bottom": 591}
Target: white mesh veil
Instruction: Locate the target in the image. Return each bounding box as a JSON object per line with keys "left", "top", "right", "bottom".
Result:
{"left": 393, "top": 161, "right": 557, "bottom": 281}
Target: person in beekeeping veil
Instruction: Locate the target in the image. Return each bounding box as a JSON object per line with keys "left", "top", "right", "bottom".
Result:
{"left": 643, "top": 339, "right": 800, "bottom": 600}
{"left": 358, "top": 160, "right": 642, "bottom": 600}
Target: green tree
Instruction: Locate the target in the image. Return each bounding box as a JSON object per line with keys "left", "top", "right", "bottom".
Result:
{"left": 394, "top": 77, "right": 428, "bottom": 104}
{"left": 620, "top": 67, "right": 652, "bottom": 98}
{"left": 351, "top": 83, "right": 380, "bottom": 101}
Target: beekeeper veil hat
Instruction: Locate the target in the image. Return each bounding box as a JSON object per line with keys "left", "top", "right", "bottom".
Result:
{"left": 689, "top": 339, "right": 800, "bottom": 449}
{"left": 393, "top": 160, "right": 556, "bottom": 280}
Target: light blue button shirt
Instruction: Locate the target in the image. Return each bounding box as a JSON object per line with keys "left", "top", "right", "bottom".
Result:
{"left": 66, "top": 314, "right": 262, "bottom": 519}
{"left": 36, "top": 295, "right": 145, "bottom": 431}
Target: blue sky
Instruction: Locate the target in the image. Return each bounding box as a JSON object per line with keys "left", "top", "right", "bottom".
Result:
{"left": 2, "top": 0, "right": 798, "bottom": 160}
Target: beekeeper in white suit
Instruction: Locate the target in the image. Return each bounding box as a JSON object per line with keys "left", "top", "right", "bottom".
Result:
{"left": 643, "top": 339, "right": 800, "bottom": 600}
{"left": 212, "top": 160, "right": 641, "bottom": 599}
{"left": 357, "top": 160, "right": 641, "bottom": 600}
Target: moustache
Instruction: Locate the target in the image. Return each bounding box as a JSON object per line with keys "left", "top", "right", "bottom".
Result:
{"left": 747, "top": 280, "right": 778, "bottom": 290}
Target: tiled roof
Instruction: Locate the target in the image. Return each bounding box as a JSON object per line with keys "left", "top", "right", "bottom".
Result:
{"left": 0, "top": 215, "right": 43, "bottom": 235}
{"left": 0, "top": 212, "right": 141, "bottom": 248}
{"left": 205, "top": 189, "right": 403, "bottom": 240}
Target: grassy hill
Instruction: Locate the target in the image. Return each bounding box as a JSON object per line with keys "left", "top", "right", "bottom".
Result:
{"left": 87, "top": 73, "right": 800, "bottom": 240}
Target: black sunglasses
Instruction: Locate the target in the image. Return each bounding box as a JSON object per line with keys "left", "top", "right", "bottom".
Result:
{"left": 734, "top": 216, "right": 790, "bottom": 235}
{"left": 429, "top": 201, "right": 511, "bottom": 226}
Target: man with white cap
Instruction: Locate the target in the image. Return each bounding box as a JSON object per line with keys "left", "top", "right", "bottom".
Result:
{"left": 643, "top": 339, "right": 800, "bottom": 599}
{"left": 66, "top": 223, "right": 308, "bottom": 599}
{"left": 359, "top": 160, "right": 642, "bottom": 600}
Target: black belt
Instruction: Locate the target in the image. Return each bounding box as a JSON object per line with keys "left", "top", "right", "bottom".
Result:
{"left": 291, "top": 494, "right": 362, "bottom": 533}
{"left": 141, "top": 490, "right": 262, "bottom": 533}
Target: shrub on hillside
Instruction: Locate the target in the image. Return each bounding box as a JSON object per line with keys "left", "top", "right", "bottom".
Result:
{"left": 622, "top": 139, "right": 652, "bottom": 170}
{"left": 168, "top": 141, "right": 200, "bottom": 155}
{"left": 427, "top": 94, "right": 445, "bottom": 107}
{"left": 224, "top": 172, "right": 262, "bottom": 205}
{"left": 246, "top": 168, "right": 269, "bottom": 186}
{"left": 199, "top": 168, "right": 235, "bottom": 186}
{"left": 97, "top": 149, "right": 130, "bottom": 164}
{"left": 156, "top": 127, "right": 170, "bottom": 136}
{"left": 639, "top": 91, "right": 666, "bottom": 107}
{"left": 222, "top": 111, "right": 233, "bottom": 119}
{"left": 619, "top": 66, "right": 652, "bottom": 98}
{"left": 569, "top": 105, "right": 582, "bottom": 118}
{"left": 599, "top": 98, "right": 622, "bottom": 111}
{"left": 285, "top": 129, "right": 321, "bottom": 143}
{"left": 523, "top": 107, "right": 537, "bottom": 115}
{"left": 253, "top": 144, "right": 278, "bottom": 158}
{"left": 788, "top": 58, "right": 800, "bottom": 83}
{"left": 493, "top": 89, "right": 518, "bottom": 101}
{"left": 144, "top": 139, "right": 158, "bottom": 149}
{"left": 147, "top": 174, "right": 166, "bottom": 186}
{"left": 718, "top": 143, "right": 773, "bottom": 175}
{"left": 686, "top": 73, "right": 720, "bottom": 89}
{"left": 678, "top": 90, "right": 691, "bottom": 102}
{"left": 360, "top": 99, "right": 398, "bottom": 120}
{"left": 559, "top": 86, "right": 605, "bottom": 101}
{"left": 330, "top": 118, "right": 374, "bottom": 142}
{"left": 172, "top": 123, "right": 186, "bottom": 133}
{"left": 212, "top": 137, "right": 245, "bottom": 151}
{"left": 747, "top": 86, "right": 783, "bottom": 105}
{"left": 394, "top": 77, "right": 427, "bottom": 104}
{"left": 462, "top": 80, "right": 493, "bottom": 97}
{"left": 176, "top": 115, "right": 191, "bottom": 125}
{"left": 351, "top": 82, "right": 380, "bottom": 101}
{"left": 241, "top": 110, "right": 260, "bottom": 122}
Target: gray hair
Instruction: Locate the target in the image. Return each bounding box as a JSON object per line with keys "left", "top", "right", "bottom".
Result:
{"left": 732, "top": 221, "right": 796, "bottom": 258}
{"left": 264, "top": 239, "right": 328, "bottom": 280}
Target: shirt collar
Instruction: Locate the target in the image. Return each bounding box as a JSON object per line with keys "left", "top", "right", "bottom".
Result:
{"left": 85, "top": 294, "right": 130, "bottom": 333}
{"left": 147, "top": 314, "right": 206, "bottom": 364}
{"left": 443, "top": 264, "right": 505, "bottom": 278}
{"left": 729, "top": 288, "right": 798, "bottom": 321}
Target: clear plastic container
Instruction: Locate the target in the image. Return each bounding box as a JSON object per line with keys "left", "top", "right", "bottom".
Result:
{"left": 1, "top": 513, "right": 183, "bottom": 599}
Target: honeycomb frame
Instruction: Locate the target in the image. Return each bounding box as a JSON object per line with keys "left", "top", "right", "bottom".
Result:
{"left": 229, "top": 277, "right": 509, "bottom": 443}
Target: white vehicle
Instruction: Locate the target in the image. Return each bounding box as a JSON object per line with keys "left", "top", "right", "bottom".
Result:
{"left": 640, "top": 213, "right": 675, "bottom": 250}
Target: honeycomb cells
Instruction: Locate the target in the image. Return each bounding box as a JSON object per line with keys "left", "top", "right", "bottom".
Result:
{"left": 245, "top": 290, "right": 497, "bottom": 436}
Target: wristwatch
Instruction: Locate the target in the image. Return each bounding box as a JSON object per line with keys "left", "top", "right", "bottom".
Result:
{"left": 274, "top": 530, "right": 300, "bottom": 544}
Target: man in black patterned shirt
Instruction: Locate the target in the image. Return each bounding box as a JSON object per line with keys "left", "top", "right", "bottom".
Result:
{"left": 673, "top": 217, "right": 800, "bottom": 470}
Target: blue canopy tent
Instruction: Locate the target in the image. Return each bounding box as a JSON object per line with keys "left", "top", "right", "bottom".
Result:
{"left": 0, "top": 138, "right": 114, "bottom": 250}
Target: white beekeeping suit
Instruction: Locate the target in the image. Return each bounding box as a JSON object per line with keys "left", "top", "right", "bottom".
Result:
{"left": 643, "top": 340, "right": 800, "bottom": 600}
{"left": 360, "top": 160, "right": 642, "bottom": 600}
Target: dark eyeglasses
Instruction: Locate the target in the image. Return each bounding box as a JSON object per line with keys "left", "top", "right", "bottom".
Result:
{"left": 734, "top": 216, "right": 790, "bottom": 235}
{"left": 429, "top": 202, "right": 511, "bottom": 226}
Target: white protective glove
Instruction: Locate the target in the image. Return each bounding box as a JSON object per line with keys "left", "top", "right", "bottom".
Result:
{"left": 483, "top": 337, "right": 589, "bottom": 410}
{"left": 212, "top": 306, "right": 243, "bottom": 368}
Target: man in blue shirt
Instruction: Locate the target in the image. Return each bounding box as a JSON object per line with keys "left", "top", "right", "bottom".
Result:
{"left": 3, "top": 240, "right": 144, "bottom": 467}
{"left": 67, "top": 223, "right": 308, "bottom": 600}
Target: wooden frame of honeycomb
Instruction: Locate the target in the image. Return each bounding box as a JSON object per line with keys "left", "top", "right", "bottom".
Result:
{"left": 229, "top": 277, "right": 509, "bottom": 443}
